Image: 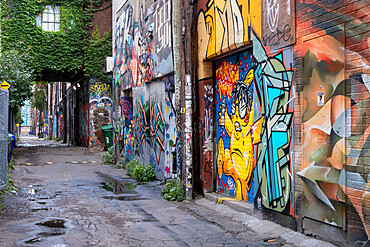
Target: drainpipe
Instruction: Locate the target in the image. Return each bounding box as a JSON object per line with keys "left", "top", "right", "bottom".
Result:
{"left": 182, "top": 0, "right": 195, "bottom": 200}
{"left": 49, "top": 84, "right": 53, "bottom": 139}
{"left": 62, "top": 82, "right": 67, "bottom": 143}
{"left": 172, "top": 0, "right": 183, "bottom": 182}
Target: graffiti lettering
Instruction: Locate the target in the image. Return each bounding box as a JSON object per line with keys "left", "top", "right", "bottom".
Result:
{"left": 262, "top": 24, "right": 292, "bottom": 48}
{"left": 262, "top": 0, "right": 295, "bottom": 49}
{"left": 266, "top": 0, "right": 279, "bottom": 32}
{"left": 89, "top": 79, "right": 112, "bottom": 148}
{"left": 154, "top": 0, "right": 171, "bottom": 53}
{"left": 197, "top": 0, "right": 252, "bottom": 59}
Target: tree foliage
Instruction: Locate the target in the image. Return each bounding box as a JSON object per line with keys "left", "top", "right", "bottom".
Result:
{"left": 32, "top": 85, "right": 46, "bottom": 111}
{"left": 0, "top": 50, "right": 34, "bottom": 112}
{"left": 0, "top": 0, "right": 112, "bottom": 80}
{"left": 84, "top": 26, "right": 112, "bottom": 82}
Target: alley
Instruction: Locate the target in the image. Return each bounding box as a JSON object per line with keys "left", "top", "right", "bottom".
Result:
{"left": 0, "top": 135, "right": 335, "bottom": 247}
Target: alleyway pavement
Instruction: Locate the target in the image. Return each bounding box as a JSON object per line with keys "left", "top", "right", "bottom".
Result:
{"left": 0, "top": 135, "right": 336, "bottom": 247}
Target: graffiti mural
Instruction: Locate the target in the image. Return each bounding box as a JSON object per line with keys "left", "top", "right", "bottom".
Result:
{"left": 89, "top": 79, "right": 112, "bottom": 148}
{"left": 53, "top": 115, "right": 57, "bottom": 138}
{"left": 114, "top": 5, "right": 152, "bottom": 89}
{"left": 261, "top": 0, "right": 295, "bottom": 49}
{"left": 216, "top": 51, "right": 255, "bottom": 201}
{"left": 197, "top": 0, "right": 259, "bottom": 60}
{"left": 119, "top": 96, "right": 134, "bottom": 160}
{"left": 149, "top": 0, "right": 173, "bottom": 76}
{"left": 132, "top": 77, "right": 176, "bottom": 180}
{"left": 252, "top": 30, "right": 294, "bottom": 214}
{"left": 297, "top": 0, "right": 370, "bottom": 240}
{"left": 301, "top": 30, "right": 355, "bottom": 228}
{"left": 113, "top": 0, "right": 173, "bottom": 90}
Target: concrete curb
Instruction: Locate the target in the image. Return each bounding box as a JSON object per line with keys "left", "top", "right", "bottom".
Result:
{"left": 201, "top": 193, "right": 338, "bottom": 247}
{"left": 203, "top": 192, "right": 256, "bottom": 216}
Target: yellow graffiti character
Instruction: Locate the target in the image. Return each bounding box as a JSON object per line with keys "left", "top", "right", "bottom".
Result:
{"left": 218, "top": 70, "right": 254, "bottom": 200}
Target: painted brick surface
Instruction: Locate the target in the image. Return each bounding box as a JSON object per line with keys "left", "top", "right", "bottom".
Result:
{"left": 296, "top": 0, "right": 370, "bottom": 243}
{"left": 112, "top": 0, "right": 176, "bottom": 180}
{"left": 90, "top": 1, "right": 112, "bottom": 39}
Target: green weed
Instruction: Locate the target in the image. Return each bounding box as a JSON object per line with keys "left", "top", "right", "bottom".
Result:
{"left": 125, "top": 159, "right": 156, "bottom": 181}
{"left": 102, "top": 146, "right": 115, "bottom": 166}
{"left": 161, "top": 180, "right": 185, "bottom": 202}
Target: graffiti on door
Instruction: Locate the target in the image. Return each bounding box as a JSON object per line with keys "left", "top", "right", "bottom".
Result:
{"left": 216, "top": 51, "right": 255, "bottom": 201}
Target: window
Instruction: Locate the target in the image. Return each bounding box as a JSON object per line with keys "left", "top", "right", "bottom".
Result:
{"left": 37, "top": 5, "right": 60, "bottom": 32}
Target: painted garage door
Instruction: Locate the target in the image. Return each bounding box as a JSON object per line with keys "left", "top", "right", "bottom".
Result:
{"left": 215, "top": 51, "right": 255, "bottom": 201}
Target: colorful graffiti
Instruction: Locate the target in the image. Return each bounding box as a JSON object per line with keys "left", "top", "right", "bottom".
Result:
{"left": 114, "top": 5, "right": 153, "bottom": 89}
{"left": 53, "top": 115, "right": 57, "bottom": 138}
{"left": 197, "top": 0, "right": 261, "bottom": 61}
{"left": 113, "top": 0, "right": 173, "bottom": 90}
{"left": 252, "top": 30, "right": 294, "bottom": 214}
{"left": 297, "top": 0, "right": 370, "bottom": 241}
{"left": 300, "top": 30, "right": 369, "bottom": 231}
{"left": 131, "top": 78, "right": 176, "bottom": 179}
{"left": 164, "top": 76, "right": 176, "bottom": 177}
{"left": 89, "top": 79, "right": 112, "bottom": 148}
{"left": 119, "top": 96, "right": 134, "bottom": 160}
{"left": 216, "top": 51, "right": 255, "bottom": 201}
{"left": 133, "top": 95, "right": 165, "bottom": 171}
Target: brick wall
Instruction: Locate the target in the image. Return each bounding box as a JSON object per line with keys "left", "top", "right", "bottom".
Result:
{"left": 295, "top": 0, "right": 370, "bottom": 244}
{"left": 89, "top": 1, "right": 112, "bottom": 39}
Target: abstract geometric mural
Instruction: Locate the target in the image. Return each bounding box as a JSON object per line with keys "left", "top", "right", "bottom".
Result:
{"left": 253, "top": 30, "right": 294, "bottom": 214}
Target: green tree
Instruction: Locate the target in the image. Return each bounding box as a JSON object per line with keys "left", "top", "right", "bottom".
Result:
{"left": 84, "top": 26, "right": 112, "bottom": 82}
{"left": 0, "top": 50, "right": 34, "bottom": 113}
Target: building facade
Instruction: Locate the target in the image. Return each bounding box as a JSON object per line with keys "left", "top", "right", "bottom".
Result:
{"left": 112, "top": 0, "right": 179, "bottom": 180}
{"left": 193, "top": 0, "right": 369, "bottom": 245}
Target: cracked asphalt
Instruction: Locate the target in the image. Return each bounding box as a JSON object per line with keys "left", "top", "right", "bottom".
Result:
{"left": 0, "top": 135, "right": 335, "bottom": 247}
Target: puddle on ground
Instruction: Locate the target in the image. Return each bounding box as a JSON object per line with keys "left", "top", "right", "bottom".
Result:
{"left": 24, "top": 228, "right": 65, "bottom": 244}
{"left": 38, "top": 197, "right": 55, "bottom": 200}
{"left": 18, "top": 218, "right": 71, "bottom": 246}
{"left": 24, "top": 237, "right": 42, "bottom": 244}
{"left": 101, "top": 182, "right": 137, "bottom": 194}
{"left": 102, "top": 195, "right": 147, "bottom": 201}
{"left": 30, "top": 208, "right": 51, "bottom": 212}
{"left": 36, "top": 219, "right": 66, "bottom": 228}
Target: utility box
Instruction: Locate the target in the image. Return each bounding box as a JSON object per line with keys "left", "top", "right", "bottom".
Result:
{"left": 101, "top": 124, "right": 113, "bottom": 150}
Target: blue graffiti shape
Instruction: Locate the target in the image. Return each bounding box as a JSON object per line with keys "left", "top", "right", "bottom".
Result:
{"left": 253, "top": 30, "right": 294, "bottom": 209}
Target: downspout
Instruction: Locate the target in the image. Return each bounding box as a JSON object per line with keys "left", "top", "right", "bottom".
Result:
{"left": 172, "top": 0, "right": 183, "bottom": 183}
